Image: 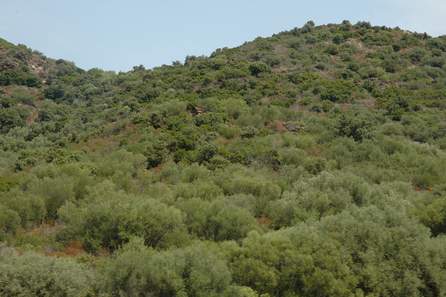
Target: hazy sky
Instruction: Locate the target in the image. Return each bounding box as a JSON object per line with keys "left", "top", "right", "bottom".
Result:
{"left": 1, "top": 0, "right": 445, "bottom": 71}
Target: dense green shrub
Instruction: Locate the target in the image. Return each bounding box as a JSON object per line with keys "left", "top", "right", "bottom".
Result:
{"left": 248, "top": 62, "right": 271, "bottom": 77}
{"left": 336, "top": 110, "right": 375, "bottom": 141}
{"left": 178, "top": 199, "right": 259, "bottom": 241}
{"left": 229, "top": 207, "right": 446, "bottom": 297}
{"left": 0, "top": 70, "right": 40, "bottom": 87}
{"left": 417, "top": 195, "right": 446, "bottom": 235}
{"left": 0, "top": 191, "right": 45, "bottom": 228}
{"left": 319, "top": 79, "right": 355, "bottom": 102}
{"left": 0, "top": 107, "right": 28, "bottom": 133}
{"left": 101, "top": 238, "right": 232, "bottom": 297}
{"left": 0, "top": 204, "right": 20, "bottom": 238}
{"left": 59, "top": 182, "right": 188, "bottom": 252}
{"left": 0, "top": 249, "right": 96, "bottom": 297}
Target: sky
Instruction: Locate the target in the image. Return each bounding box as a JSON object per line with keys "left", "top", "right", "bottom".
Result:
{"left": 1, "top": 0, "right": 445, "bottom": 71}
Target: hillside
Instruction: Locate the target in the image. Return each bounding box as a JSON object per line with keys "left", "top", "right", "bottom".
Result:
{"left": 1, "top": 21, "right": 446, "bottom": 297}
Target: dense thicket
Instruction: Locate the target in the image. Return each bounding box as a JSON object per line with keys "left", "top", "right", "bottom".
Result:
{"left": 1, "top": 21, "right": 446, "bottom": 297}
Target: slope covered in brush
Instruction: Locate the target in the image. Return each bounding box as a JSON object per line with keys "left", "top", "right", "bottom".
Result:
{"left": 1, "top": 21, "right": 446, "bottom": 297}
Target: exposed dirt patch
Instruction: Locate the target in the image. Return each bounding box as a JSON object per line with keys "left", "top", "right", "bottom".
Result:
{"left": 26, "top": 108, "right": 39, "bottom": 125}
{"left": 257, "top": 215, "right": 272, "bottom": 227}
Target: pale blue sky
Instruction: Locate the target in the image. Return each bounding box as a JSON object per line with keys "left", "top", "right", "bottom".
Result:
{"left": 1, "top": 0, "right": 445, "bottom": 71}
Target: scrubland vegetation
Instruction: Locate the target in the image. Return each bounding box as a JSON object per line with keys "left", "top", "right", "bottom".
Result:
{"left": 1, "top": 21, "right": 446, "bottom": 297}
